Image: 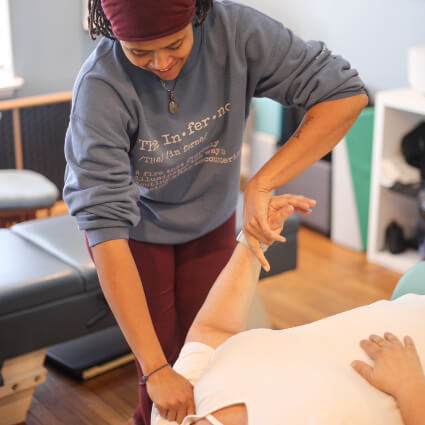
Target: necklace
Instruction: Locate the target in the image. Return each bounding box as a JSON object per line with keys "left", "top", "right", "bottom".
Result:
{"left": 159, "top": 79, "right": 179, "bottom": 115}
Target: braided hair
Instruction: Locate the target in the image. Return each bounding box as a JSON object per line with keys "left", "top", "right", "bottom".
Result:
{"left": 88, "top": 0, "right": 213, "bottom": 40}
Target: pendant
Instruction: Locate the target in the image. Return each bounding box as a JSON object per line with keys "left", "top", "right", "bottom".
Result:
{"left": 168, "top": 99, "right": 179, "bottom": 115}
{"left": 160, "top": 80, "right": 179, "bottom": 114}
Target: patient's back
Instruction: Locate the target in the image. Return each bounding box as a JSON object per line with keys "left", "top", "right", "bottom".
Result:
{"left": 153, "top": 295, "right": 425, "bottom": 425}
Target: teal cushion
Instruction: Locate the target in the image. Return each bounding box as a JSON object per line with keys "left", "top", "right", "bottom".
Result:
{"left": 391, "top": 261, "right": 425, "bottom": 300}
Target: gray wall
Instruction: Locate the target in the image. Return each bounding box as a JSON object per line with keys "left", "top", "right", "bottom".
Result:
{"left": 9, "top": 0, "right": 96, "bottom": 98}
{"left": 242, "top": 0, "right": 425, "bottom": 99}
{"left": 8, "top": 0, "right": 425, "bottom": 99}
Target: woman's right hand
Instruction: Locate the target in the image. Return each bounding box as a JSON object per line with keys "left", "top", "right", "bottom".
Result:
{"left": 147, "top": 366, "right": 196, "bottom": 424}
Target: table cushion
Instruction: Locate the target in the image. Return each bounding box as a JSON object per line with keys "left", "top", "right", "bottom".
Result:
{"left": 0, "top": 227, "right": 116, "bottom": 361}
{"left": 11, "top": 215, "right": 99, "bottom": 291}
{"left": 0, "top": 229, "right": 83, "bottom": 315}
{"left": 0, "top": 169, "right": 59, "bottom": 210}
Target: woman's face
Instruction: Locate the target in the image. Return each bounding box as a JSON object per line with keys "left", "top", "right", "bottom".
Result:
{"left": 119, "top": 23, "right": 194, "bottom": 81}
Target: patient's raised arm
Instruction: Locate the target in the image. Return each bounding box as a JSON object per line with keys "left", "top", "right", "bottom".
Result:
{"left": 185, "top": 194, "right": 315, "bottom": 349}
{"left": 352, "top": 332, "right": 425, "bottom": 425}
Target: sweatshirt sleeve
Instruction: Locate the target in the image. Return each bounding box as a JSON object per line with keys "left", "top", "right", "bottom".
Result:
{"left": 237, "top": 5, "right": 366, "bottom": 109}
{"left": 63, "top": 76, "right": 141, "bottom": 247}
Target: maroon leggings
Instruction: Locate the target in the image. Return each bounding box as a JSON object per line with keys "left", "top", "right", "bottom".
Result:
{"left": 87, "top": 214, "right": 236, "bottom": 425}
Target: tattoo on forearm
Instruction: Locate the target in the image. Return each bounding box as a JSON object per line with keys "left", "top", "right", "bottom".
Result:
{"left": 293, "top": 115, "right": 313, "bottom": 139}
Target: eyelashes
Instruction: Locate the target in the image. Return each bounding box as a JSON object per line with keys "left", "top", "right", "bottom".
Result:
{"left": 130, "top": 43, "right": 183, "bottom": 57}
{"left": 168, "top": 45, "right": 182, "bottom": 51}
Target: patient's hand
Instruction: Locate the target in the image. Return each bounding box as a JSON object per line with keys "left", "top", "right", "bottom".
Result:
{"left": 352, "top": 332, "right": 425, "bottom": 399}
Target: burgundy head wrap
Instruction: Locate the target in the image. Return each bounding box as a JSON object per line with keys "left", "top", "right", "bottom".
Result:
{"left": 101, "top": 0, "right": 197, "bottom": 41}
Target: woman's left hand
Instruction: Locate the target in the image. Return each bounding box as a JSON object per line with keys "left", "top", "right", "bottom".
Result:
{"left": 352, "top": 332, "right": 425, "bottom": 400}
{"left": 243, "top": 180, "right": 315, "bottom": 271}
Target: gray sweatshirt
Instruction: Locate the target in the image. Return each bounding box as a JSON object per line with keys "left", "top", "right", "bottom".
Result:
{"left": 64, "top": 1, "right": 366, "bottom": 246}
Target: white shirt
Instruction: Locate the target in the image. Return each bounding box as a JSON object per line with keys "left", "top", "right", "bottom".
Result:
{"left": 152, "top": 294, "right": 425, "bottom": 425}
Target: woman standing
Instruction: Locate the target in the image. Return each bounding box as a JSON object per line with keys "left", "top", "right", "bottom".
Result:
{"left": 63, "top": 0, "right": 367, "bottom": 423}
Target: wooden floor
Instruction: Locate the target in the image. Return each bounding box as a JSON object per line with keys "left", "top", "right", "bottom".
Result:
{"left": 24, "top": 209, "right": 402, "bottom": 425}
{"left": 258, "top": 226, "right": 402, "bottom": 330}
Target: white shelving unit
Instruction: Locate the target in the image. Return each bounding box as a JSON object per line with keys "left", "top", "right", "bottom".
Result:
{"left": 367, "top": 89, "right": 425, "bottom": 273}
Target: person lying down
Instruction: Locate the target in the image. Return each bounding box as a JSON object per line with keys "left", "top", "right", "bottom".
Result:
{"left": 151, "top": 196, "right": 425, "bottom": 425}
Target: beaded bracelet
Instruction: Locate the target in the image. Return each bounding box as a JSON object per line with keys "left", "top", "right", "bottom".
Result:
{"left": 140, "top": 363, "right": 170, "bottom": 385}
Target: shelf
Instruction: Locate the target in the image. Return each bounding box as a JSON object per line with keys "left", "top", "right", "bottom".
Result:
{"left": 368, "top": 249, "right": 421, "bottom": 274}
{"left": 0, "top": 76, "right": 24, "bottom": 99}
{"left": 377, "top": 89, "right": 425, "bottom": 115}
{"left": 367, "top": 88, "right": 425, "bottom": 274}
{"left": 380, "top": 181, "right": 425, "bottom": 199}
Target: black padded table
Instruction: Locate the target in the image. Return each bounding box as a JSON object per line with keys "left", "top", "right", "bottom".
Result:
{"left": 0, "top": 217, "right": 122, "bottom": 425}
{"left": 8, "top": 215, "right": 125, "bottom": 371}
{"left": 0, "top": 228, "right": 85, "bottom": 361}
{"left": 11, "top": 214, "right": 99, "bottom": 291}
{"left": 3, "top": 216, "right": 119, "bottom": 362}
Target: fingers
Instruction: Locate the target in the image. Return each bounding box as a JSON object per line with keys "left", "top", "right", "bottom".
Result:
{"left": 360, "top": 333, "right": 399, "bottom": 359}
{"left": 157, "top": 407, "right": 167, "bottom": 419}
{"left": 369, "top": 334, "right": 387, "bottom": 347}
{"left": 404, "top": 334, "right": 418, "bottom": 350}
{"left": 243, "top": 193, "right": 313, "bottom": 246}
{"left": 269, "top": 204, "right": 294, "bottom": 230}
{"left": 245, "top": 205, "right": 294, "bottom": 271}
{"left": 360, "top": 338, "right": 381, "bottom": 360}
{"left": 166, "top": 409, "right": 176, "bottom": 422}
{"left": 270, "top": 194, "right": 316, "bottom": 215}
{"left": 244, "top": 215, "right": 285, "bottom": 245}
{"left": 158, "top": 407, "right": 178, "bottom": 423}
{"left": 161, "top": 398, "right": 195, "bottom": 424}
{"left": 404, "top": 335, "right": 415, "bottom": 347}
{"left": 242, "top": 193, "right": 315, "bottom": 267}
{"left": 384, "top": 332, "right": 402, "bottom": 346}
{"left": 368, "top": 332, "right": 403, "bottom": 348}
{"left": 258, "top": 214, "right": 287, "bottom": 243}
{"left": 164, "top": 408, "right": 188, "bottom": 424}
{"left": 176, "top": 406, "right": 186, "bottom": 424}
{"left": 404, "top": 335, "right": 420, "bottom": 357}
{"left": 149, "top": 369, "right": 195, "bottom": 424}
{"left": 359, "top": 332, "right": 408, "bottom": 363}
{"left": 382, "top": 333, "right": 417, "bottom": 354}
{"left": 185, "top": 400, "right": 196, "bottom": 422}
{"left": 271, "top": 194, "right": 316, "bottom": 209}
{"left": 351, "top": 360, "right": 374, "bottom": 384}
{"left": 369, "top": 332, "right": 404, "bottom": 350}
{"left": 245, "top": 233, "right": 270, "bottom": 272}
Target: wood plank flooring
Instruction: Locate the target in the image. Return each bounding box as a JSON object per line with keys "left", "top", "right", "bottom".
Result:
{"left": 23, "top": 210, "right": 402, "bottom": 425}
{"left": 258, "top": 226, "right": 401, "bottom": 330}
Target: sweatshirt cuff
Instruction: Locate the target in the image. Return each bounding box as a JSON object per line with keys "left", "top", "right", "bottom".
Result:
{"left": 86, "top": 226, "right": 130, "bottom": 247}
